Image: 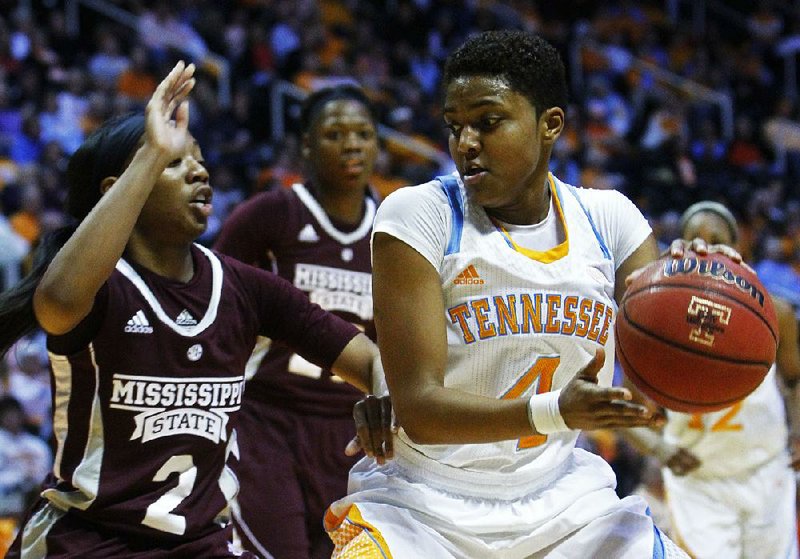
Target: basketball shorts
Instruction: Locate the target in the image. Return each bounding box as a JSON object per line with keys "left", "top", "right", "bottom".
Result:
{"left": 231, "top": 401, "right": 358, "bottom": 559}
{"left": 7, "top": 499, "right": 256, "bottom": 558}
{"left": 326, "top": 447, "right": 689, "bottom": 558}
{"left": 664, "top": 453, "right": 799, "bottom": 559}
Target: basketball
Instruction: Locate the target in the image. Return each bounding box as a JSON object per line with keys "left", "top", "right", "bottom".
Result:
{"left": 615, "top": 251, "right": 778, "bottom": 413}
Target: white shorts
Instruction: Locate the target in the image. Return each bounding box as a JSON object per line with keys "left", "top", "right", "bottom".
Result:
{"left": 326, "top": 448, "right": 687, "bottom": 558}
{"left": 664, "top": 453, "right": 799, "bottom": 559}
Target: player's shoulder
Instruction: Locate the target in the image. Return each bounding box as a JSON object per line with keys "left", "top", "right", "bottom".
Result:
{"left": 558, "top": 181, "right": 642, "bottom": 226}
{"left": 214, "top": 249, "right": 268, "bottom": 279}
{"left": 379, "top": 175, "right": 453, "bottom": 214}
{"left": 559, "top": 180, "right": 632, "bottom": 209}
{"left": 241, "top": 184, "right": 299, "bottom": 211}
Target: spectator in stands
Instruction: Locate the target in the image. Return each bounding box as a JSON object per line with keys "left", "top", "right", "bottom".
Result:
{"left": 137, "top": 0, "right": 209, "bottom": 66}
{"left": 117, "top": 45, "right": 158, "bottom": 105}
{"left": 88, "top": 29, "right": 130, "bottom": 89}
{"left": 0, "top": 201, "right": 28, "bottom": 292}
{"left": 9, "top": 113, "right": 42, "bottom": 165}
{"left": 2, "top": 333, "right": 51, "bottom": 440}
{"left": 0, "top": 395, "right": 51, "bottom": 522}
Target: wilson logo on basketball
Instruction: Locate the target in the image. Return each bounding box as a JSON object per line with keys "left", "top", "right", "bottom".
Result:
{"left": 663, "top": 257, "right": 765, "bottom": 307}
{"left": 454, "top": 265, "right": 484, "bottom": 285}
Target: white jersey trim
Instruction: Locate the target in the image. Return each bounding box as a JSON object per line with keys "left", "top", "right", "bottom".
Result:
{"left": 292, "top": 182, "right": 376, "bottom": 245}
{"left": 46, "top": 344, "right": 103, "bottom": 512}
{"left": 115, "top": 244, "right": 222, "bottom": 337}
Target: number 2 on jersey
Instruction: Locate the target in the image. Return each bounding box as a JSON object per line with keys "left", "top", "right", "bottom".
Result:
{"left": 142, "top": 455, "right": 197, "bottom": 535}
{"left": 501, "top": 355, "right": 560, "bottom": 450}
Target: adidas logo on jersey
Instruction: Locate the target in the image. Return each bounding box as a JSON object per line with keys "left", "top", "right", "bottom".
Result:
{"left": 125, "top": 310, "right": 154, "bottom": 334}
{"left": 454, "top": 264, "right": 484, "bottom": 285}
{"left": 298, "top": 223, "right": 319, "bottom": 243}
{"left": 176, "top": 309, "right": 197, "bottom": 326}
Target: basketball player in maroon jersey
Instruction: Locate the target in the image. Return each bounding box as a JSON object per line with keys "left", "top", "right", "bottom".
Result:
{"left": 0, "top": 62, "right": 391, "bottom": 558}
{"left": 214, "top": 85, "right": 383, "bottom": 559}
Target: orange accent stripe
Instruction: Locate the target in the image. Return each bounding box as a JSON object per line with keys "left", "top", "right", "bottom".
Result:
{"left": 326, "top": 504, "right": 394, "bottom": 559}
{"left": 324, "top": 505, "right": 349, "bottom": 532}
{"left": 492, "top": 173, "right": 570, "bottom": 263}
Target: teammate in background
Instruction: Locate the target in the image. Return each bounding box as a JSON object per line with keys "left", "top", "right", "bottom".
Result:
{"left": 0, "top": 62, "right": 390, "bottom": 558}
{"left": 325, "top": 30, "right": 700, "bottom": 558}
{"left": 214, "top": 85, "right": 383, "bottom": 559}
{"left": 623, "top": 200, "right": 800, "bottom": 559}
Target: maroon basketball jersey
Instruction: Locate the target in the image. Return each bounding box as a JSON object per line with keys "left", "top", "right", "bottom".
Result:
{"left": 40, "top": 244, "right": 358, "bottom": 542}
{"left": 214, "top": 183, "right": 375, "bottom": 416}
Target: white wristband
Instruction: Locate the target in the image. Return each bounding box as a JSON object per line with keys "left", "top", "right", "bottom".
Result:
{"left": 527, "top": 389, "right": 570, "bottom": 434}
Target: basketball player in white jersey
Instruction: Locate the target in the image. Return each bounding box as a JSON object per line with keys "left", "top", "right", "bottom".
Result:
{"left": 624, "top": 201, "right": 800, "bottom": 559}
{"left": 323, "top": 30, "right": 710, "bottom": 558}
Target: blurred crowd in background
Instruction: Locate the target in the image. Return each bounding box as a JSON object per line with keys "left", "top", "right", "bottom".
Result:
{"left": 1, "top": 0, "right": 800, "bottom": 545}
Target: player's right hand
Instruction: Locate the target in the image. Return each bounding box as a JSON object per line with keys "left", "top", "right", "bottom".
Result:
{"left": 558, "top": 347, "right": 665, "bottom": 430}
{"left": 346, "top": 394, "right": 396, "bottom": 465}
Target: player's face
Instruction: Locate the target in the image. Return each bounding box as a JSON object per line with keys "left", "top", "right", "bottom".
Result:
{"left": 137, "top": 136, "right": 212, "bottom": 242}
{"left": 682, "top": 212, "right": 735, "bottom": 247}
{"left": 444, "top": 75, "right": 561, "bottom": 224}
{"left": 305, "top": 99, "right": 378, "bottom": 193}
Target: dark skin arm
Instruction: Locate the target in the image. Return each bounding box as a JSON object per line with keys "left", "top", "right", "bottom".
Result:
{"left": 772, "top": 296, "right": 800, "bottom": 469}
{"left": 33, "top": 62, "right": 196, "bottom": 334}
{"left": 330, "top": 334, "right": 394, "bottom": 464}
{"left": 373, "top": 232, "right": 661, "bottom": 446}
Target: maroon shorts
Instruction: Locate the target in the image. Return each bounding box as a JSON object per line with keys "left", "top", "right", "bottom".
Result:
{"left": 233, "top": 399, "right": 359, "bottom": 559}
{"left": 6, "top": 498, "right": 256, "bottom": 558}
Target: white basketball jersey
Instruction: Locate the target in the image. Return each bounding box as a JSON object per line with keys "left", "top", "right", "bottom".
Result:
{"left": 663, "top": 365, "right": 788, "bottom": 477}
{"left": 373, "top": 173, "right": 651, "bottom": 491}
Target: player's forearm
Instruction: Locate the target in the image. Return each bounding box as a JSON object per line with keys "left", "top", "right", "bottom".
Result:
{"left": 394, "top": 385, "right": 534, "bottom": 445}
{"left": 34, "top": 144, "right": 172, "bottom": 334}
{"left": 331, "top": 333, "right": 380, "bottom": 394}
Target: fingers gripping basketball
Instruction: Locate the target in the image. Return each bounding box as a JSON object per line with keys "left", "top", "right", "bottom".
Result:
{"left": 615, "top": 252, "right": 777, "bottom": 413}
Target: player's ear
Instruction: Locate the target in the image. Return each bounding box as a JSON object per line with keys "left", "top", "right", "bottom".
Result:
{"left": 541, "top": 107, "right": 564, "bottom": 145}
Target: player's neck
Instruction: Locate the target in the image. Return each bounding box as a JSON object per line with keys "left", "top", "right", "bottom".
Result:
{"left": 314, "top": 185, "right": 367, "bottom": 225}
{"left": 125, "top": 241, "right": 195, "bottom": 283}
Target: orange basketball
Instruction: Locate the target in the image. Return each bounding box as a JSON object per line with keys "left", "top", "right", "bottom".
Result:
{"left": 615, "top": 252, "right": 778, "bottom": 413}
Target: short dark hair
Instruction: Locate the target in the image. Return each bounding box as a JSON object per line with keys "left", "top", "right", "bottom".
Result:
{"left": 300, "top": 85, "right": 378, "bottom": 134}
{"left": 443, "top": 30, "right": 569, "bottom": 117}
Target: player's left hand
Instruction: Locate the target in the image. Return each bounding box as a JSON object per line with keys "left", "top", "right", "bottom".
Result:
{"left": 668, "top": 238, "right": 754, "bottom": 273}
{"left": 346, "top": 394, "right": 396, "bottom": 465}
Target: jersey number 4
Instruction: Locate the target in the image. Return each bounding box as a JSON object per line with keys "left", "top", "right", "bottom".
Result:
{"left": 501, "top": 355, "right": 560, "bottom": 450}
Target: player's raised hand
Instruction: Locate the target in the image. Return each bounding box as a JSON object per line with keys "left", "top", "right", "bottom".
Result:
{"left": 144, "top": 60, "right": 196, "bottom": 160}
{"left": 558, "top": 347, "right": 665, "bottom": 430}
{"left": 346, "top": 394, "right": 396, "bottom": 465}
